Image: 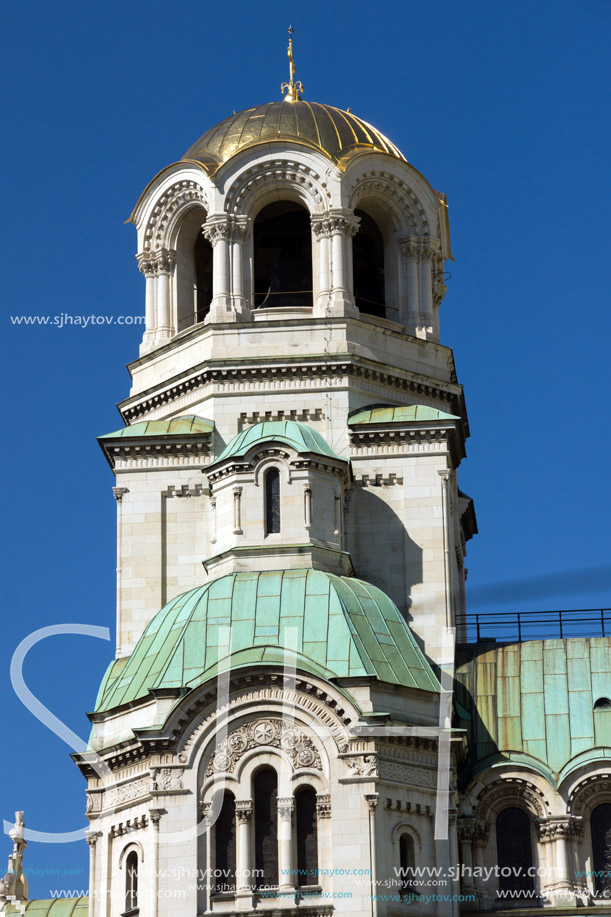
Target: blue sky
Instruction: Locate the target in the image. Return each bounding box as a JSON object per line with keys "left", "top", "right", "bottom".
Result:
{"left": 1, "top": 0, "right": 610, "bottom": 898}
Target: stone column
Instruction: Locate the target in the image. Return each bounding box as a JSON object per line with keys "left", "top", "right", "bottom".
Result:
{"left": 399, "top": 239, "right": 421, "bottom": 334}
{"left": 472, "top": 821, "right": 491, "bottom": 910}
{"left": 365, "top": 794, "right": 379, "bottom": 917}
{"left": 235, "top": 801, "right": 253, "bottom": 905}
{"left": 112, "top": 486, "right": 128, "bottom": 658}
{"left": 230, "top": 217, "right": 250, "bottom": 319}
{"left": 233, "top": 486, "right": 243, "bottom": 535}
{"left": 203, "top": 218, "right": 232, "bottom": 321}
{"left": 137, "top": 253, "right": 157, "bottom": 353}
{"left": 419, "top": 244, "right": 434, "bottom": 337}
{"left": 278, "top": 797, "right": 295, "bottom": 893}
{"left": 328, "top": 211, "right": 359, "bottom": 316}
{"left": 457, "top": 818, "right": 477, "bottom": 899}
{"left": 149, "top": 808, "right": 165, "bottom": 917}
{"left": 312, "top": 217, "right": 331, "bottom": 314}
{"left": 154, "top": 248, "right": 175, "bottom": 341}
{"left": 85, "top": 831, "right": 102, "bottom": 917}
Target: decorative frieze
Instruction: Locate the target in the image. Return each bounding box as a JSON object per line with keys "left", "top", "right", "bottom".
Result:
{"left": 151, "top": 767, "right": 184, "bottom": 792}
{"left": 377, "top": 759, "right": 438, "bottom": 789}
{"left": 206, "top": 719, "right": 322, "bottom": 777}
{"left": 344, "top": 754, "right": 378, "bottom": 777}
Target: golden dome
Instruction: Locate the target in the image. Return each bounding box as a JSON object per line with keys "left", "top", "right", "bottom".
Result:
{"left": 182, "top": 101, "right": 405, "bottom": 173}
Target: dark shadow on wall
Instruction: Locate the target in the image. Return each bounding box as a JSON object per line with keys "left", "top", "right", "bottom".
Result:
{"left": 346, "top": 484, "right": 422, "bottom": 624}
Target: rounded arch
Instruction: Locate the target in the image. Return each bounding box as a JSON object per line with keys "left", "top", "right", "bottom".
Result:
{"left": 475, "top": 776, "right": 551, "bottom": 821}
{"left": 174, "top": 205, "right": 212, "bottom": 331}
{"left": 392, "top": 821, "right": 423, "bottom": 849}
{"left": 348, "top": 172, "right": 429, "bottom": 239}
{"left": 568, "top": 773, "right": 611, "bottom": 818}
{"left": 224, "top": 159, "right": 331, "bottom": 219}
{"left": 143, "top": 178, "right": 210, "bottom": 252}
{"left": 352, "top": 207, "right": 387, "bottom": 319}
{"left": 118, "top": 840, "right": 144, "bottom": 868}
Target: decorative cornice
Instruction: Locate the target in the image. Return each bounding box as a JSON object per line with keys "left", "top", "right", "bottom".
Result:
{"left": 110, "top": 815, "right": 148, "bottom": 837}
{"left": 120, "top": 358, "right": 463, "bottom": 425}
{"left": 101, "top": 441, "right": 212, "bottom": 471}
{"left": 384, "top": 799, "right": 433, "bottom": 817}
{"left": 350, "top": 425, "right": 463, "bottom": 467}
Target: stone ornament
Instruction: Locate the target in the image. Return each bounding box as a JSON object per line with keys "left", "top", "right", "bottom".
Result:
{"left": 205, "top": 719, "right": 322, "bottom": 776}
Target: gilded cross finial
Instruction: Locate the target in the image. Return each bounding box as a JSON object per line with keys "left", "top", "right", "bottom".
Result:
{"left": 281, "top": 25, "right": 304, "bottom": 102}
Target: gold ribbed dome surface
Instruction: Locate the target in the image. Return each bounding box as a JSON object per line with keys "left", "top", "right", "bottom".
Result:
{"left": 182, "top": 101, "right": 405, "bottom": 172}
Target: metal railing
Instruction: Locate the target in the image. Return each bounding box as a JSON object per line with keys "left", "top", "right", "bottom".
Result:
{"left": 456, "top": 608, "right": 611, "bottom": 644}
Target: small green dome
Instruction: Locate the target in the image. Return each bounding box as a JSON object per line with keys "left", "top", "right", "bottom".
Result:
{"left": 209, "top": 420, "right": 344, "bottom": 468}
{"left": 95, "top": 570, "right": 440, "bottom": 713}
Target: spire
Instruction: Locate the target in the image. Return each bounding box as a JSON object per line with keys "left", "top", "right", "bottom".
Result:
{"left": 281, "top": 26, "right": 304, "bottom": 102}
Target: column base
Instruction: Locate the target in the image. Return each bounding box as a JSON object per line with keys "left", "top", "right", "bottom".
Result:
{"left": 208, "top": 296, "right": 250, "bottom": 323}
{"left": 328, "top": 290, "right": 358, "bottom": 317}
{"left": 234, "top": 890, "right": 256, "bottom": 911}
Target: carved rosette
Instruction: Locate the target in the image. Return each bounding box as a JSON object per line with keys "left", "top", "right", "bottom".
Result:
{"left": 206, "top": 719, "right": 322, "bottom": 776}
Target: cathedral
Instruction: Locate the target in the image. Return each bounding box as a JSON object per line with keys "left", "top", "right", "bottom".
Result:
{"left": 2, "top": 35, "right": 610, "bottom": 917}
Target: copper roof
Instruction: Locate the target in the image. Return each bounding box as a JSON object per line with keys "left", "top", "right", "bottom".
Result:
{"left": 182, "top": 101, "right": 405, "bottom": 173}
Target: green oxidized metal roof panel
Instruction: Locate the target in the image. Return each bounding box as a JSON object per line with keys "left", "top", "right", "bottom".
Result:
{"left": 100, "top": 414, "right": 214, "bottom": 439}
{"left": 457, "top": 637, "right": 611, "bottom": 778}
{"left": 5, "top": 901, "right": 89, "bottom": 917}
{"left": 96, "top": 570, "right": 440, "bottom": 714}
{"left": 209, "top": 421, "right": 344, "bottom": 467}
{"left": 348, "top": 404, "right": 460, "bottom": 425}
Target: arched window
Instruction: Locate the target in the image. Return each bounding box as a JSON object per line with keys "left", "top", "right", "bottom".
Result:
{"left": 124, "top": 850, "right": 138, "bottom": 913}
{"left": 591, "top": 803, "right": 611, "bottom": 896}
{"left": 194, "top": 231, "right": 213, "bottom": 324}
{"left": 254, "top": 768, "right": 278, "bottom": 888}
{"left": 495, "top": 807, "right": 535, "bottom": 896}
{"left": 295, "top": 788, "right": 318, "bottom": 885}
{"left": 594, "top": 696, "right": 611, "bottom": 710}
{"left": 353, "top": 209, "right": 385, "bottom": 318}
{"left": 253, "top": 202, "right": 312, "bottom": 308}
{"left": 399, "top": 833, "right": 417, "bottom": 898}
{"left": 175, "top": 211, "right": 212, "bottom": 332}
{"left": 265, "top": 468, "right": 281, "bottom": 535}
{"left": 214, "top": 792, "right": 236, "bottom": 894}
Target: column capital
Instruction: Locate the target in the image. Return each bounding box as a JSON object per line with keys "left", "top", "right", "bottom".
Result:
{"left": 85, "top": 830, "right": 103, "bottom": 848}
{"left": 149, "top": 808, "right": 166, "bottom": 829}
{"left": 202, "top": 216, "right": 232, "bottom": 244}
{"left": 365, "top": 792, "right": 379, "bottom": 811}
{"left": 277, "top": 797, "right": 295, "bottom": 819}
{"left": 113, "top": 486, "right": 129, "bottom": 503}
{"left": 136, "top": 251, "right": 157, "bottom": 276}
{"left": 235, "top": 800, "right": 253, "bottom": 823}
{"left": 154, "top": 247, "right": 176, "bottom": 275}
{"left": 315, "top": 793, "right": 331, "bottom": 818}
{"left": 327, "top": 210, "right": 360, "bottom": 237}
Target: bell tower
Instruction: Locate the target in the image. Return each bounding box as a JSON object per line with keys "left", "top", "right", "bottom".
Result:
{"left": 98, "top": 39, "right": 474, "bottom": 669}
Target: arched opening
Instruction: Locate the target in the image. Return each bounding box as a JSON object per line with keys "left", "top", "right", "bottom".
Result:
{"left": 254, "top": 768, "right": 278, "bottom": 888}
{"left": 594, "top": 697, "right": 611, "bottom": 710}
{"left": 265, "top": 468, "right": 281, "bottom": 535}
{"left": 591, "top": 803, "right": 611, "bottom": 896}
{"left": 399, "top": 833, "right": 417, "bottom": 898}
{"left": 124, "top": 850, "right": 138, "bottom": 914}
{"left": 193, "top": 231, "right": 213, "bottom": 324}
{"left": 253, "top": 202, "right": 312, "bottom": 308}
{"left": 495, "top": 807, "right": 535, "bottom": 897}
{"left": 353, "top": 209, "right": 385, "bottom": 318}
{"left": 213, "top": 792, "right": 236, "bottom": 895}
{"left": 295, "top": 788, "right": 318, "bottom": 885}
{"left": 175, "top": 209, "right": 212, "bottom": 333}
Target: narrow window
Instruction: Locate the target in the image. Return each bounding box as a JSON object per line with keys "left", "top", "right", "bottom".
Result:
{"left": 591, "top": 803, "right": 611, "bottom": 896}
{"left": 399, "top": 834, "right": 417, "bottom": 898}
{"left": 214, "top": 792, "right": 236, "bottom": 894}
{"left": 496, "top": 807, "right": 535, "bottom": 897}
{"left": 295, "top": 788, "right": 318, "bottom": 885}
{"left": 124, "top": 850, "right": 138, "bottom": 913}
{"left": 265, "top": 468, "right": 281, "bottom": 535}
{"left": 254, "top": 768, "right": 278, "bottom": 888}
{"left": 194, "top": 231, "right": 213, "bottom": 324}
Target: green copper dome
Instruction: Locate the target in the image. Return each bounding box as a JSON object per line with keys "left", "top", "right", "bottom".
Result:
{"left": 209, "top": 420, "right": 344, "bottom": 468}
{"left": 95, "top": 570, "right": 440, "bottom": 713}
